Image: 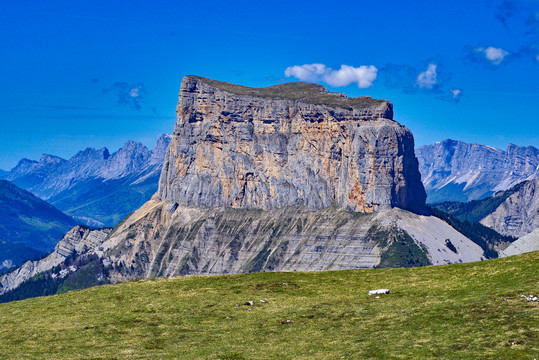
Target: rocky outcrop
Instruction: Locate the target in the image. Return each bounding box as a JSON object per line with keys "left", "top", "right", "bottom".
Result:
{"left": 0, "top": 226, "right": 111, "bottom": 295}
{"left": 480, "top": 179, "right": 539, "bottom": 237}
{"left": 7, "top": 155, "right": 66, "bottom": 189}
{"left": 93, "top": 199, "right": 483, "bottom": 283}
{"left": 159, "top": 76, "right": 426, "bottom": 213}
{"left": 500, "top": 228, "right": 539, "bottom": 257}
{"left": 416, "top": 139, "right": 539, "bottom": 203}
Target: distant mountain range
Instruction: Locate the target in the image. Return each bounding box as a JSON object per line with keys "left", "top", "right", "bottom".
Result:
{"left": 5, "top": 134, "right": 171, "bottom": 227}
{"left": 416, "top": 139, "right": 539, "bottom": 203}
{"left": 0, "top": 169, "right": 7, "bottom": 179}
{"left": 0, "top": 180, "right": 77, "bottom": 255}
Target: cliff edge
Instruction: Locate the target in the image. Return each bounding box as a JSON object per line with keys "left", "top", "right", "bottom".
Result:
{"left": 159, "top": 76, "right": 426, "bottom": 213}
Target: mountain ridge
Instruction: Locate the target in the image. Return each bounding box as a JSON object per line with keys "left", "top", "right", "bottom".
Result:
{"left": 0, "top": 180, "right": 77, "bottom": 252}
{"left": 6, "top": 134, "right": 171, "bottom": 226}
{"left": 416, "top": 139, "right": 539, "bottom": 203}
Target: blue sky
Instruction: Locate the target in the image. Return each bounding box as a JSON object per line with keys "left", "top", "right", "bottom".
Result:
{"left": 1, "top": 0, "right": 538, "bottom": 170}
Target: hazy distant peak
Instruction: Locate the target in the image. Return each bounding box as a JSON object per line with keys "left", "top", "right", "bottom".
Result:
{"left": 39, "top": 154, "right": 66, "bottom": 165}
{"left": 150, "top": 134, "right": 171, "bottom": 164}
{"left": 15, "top": 158, "right": 38, "bottom": 167}
{"left": 416, "top": 140, "right": 539, "bottom": 203}
{"left": 73, "top": 147, "right": 110, "bottom": 161}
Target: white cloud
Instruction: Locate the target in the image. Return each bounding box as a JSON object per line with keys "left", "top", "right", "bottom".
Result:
{"left": 476, "top": 46, "right": 509, "bottom": 65}
{"left": 416, "top": 64, "right": 437, "bottom": 88}
{"left": 323, "top": 65, "right": 377, "bottom": 88}
{"left": 284, "top": 63, "right": 377, "bottom": 88}
{"left": 284, "top": 63, "right": 327, "bottom": 82}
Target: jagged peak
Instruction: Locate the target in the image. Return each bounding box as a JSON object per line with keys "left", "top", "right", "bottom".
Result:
{"left": 39, "top": 154, "right": 66, "bottom": 164}
{"left": 117, "top": 140, "right": 148, "bottom": 152}
{"left": 506, "top": 143, "right": 539, "bottom": 154}
{"left": 153, "top": 134, "right": 171, "bottom": 150}
{"left": 73, "top": 147, "right": 110, "bottom": 160}
{"left": 14, "top": 158, "right": 38, "bottom": 167}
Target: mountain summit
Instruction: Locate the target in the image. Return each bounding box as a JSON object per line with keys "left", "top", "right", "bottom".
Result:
{"left": 159, "top": 76, "right": 426, "bottom": 213}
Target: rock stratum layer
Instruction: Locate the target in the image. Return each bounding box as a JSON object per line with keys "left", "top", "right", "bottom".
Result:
{"left": 480, "top": 178, "right": 539, "bottom": 238}
{"left": 159, "top": 76, "right": 426, "bottom": 213}
{"left": 95, "top": 200, "right": 482, "bottom": 283}
{"left": 0, "top": 226, "right": 111, "bottom": 295}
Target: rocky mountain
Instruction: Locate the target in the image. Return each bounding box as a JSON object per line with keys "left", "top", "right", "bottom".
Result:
{"left": 81, "top": 77, "right": 485, "bottom": 279}
{"left": 6, "top": 134, "right": 171, "bottom": 227}
{"left": 159, "top": 77, "right": 426, "bottom": 213}
{"left": 0, "top": 203, "right": 487, "bottom": 302}
{"left": 6, "top": 155, "right": 66, "bottom": 189}
{"left": 0, "top": 226, "right": 111, "bottom": 297}
{"left": 480, "top": 178, "right": 539, "bottom": 238}
{"left": 0, "top": 169, "right": 7, "bottom": 179}
{"left": 0, "top": 180, "right": 77, "bottom": 252}
{"left": 1, "top": 77, "right": 500, "bottom": 301}
{"left": 416, "top": 139, "right": 539, "bottom": 203}
{"left": 500, "top": 228, "right": 539, "bottom": 257}
{"left": 430, "top": 178, "right": 538, "bottom": 249}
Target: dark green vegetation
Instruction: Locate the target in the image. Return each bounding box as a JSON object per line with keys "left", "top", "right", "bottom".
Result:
{"left": 191, "top": 76, "right": 388, "bottom": 111}
{"left": 0, "top": 240, "right": 45, "bottom": 272}
{"left": 367, "top": 225, "right": 431, "bottom": 268}
{"left": 430, "top": 181, "right": 527, "bottom": 223}
{"left": 0, "top": 180, "right": 77, "bottom": 252}
{"left": 0, "top": 252, "right": 537, "bottom": 359}
{"left": 445, "top": 239, "right": 457, "bottom": 254}
{"left": 430, "top": 207, "right": 515, "bottom": 259}
{"left": 48, "top": 175, "right": 159, "bottom": 227}
{"left": 0, "top": 253, "right": 109, "bottom": 304}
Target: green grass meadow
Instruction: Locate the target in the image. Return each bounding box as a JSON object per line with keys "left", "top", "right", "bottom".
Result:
{"left": 0, "top": 251, "right": 537, "bottom": 359}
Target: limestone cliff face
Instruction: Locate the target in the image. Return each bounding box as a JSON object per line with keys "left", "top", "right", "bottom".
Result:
{"left": 158, "top": 76, "right": 426, "bottom": 213}
{"left": 480, "top": 178, "right": 539, "bottom": 237}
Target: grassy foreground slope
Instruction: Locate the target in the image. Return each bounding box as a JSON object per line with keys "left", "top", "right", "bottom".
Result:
{"left": 0, "top": 252, "right": 537, "bottom": 359}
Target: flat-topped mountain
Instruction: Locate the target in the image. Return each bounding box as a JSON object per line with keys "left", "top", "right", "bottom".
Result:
{"left": 0, "top": 77, "right": 498, "bottom": 301}
{"left": 160, "top": 76, "right": 425, "bottom": 213}
{"left": 416, "top": 139, "right": 539, "bottom": 203}
{"left": 91, "top": 77, "right": 482, "bottom": 280}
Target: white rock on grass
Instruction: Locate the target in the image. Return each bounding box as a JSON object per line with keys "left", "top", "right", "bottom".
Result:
{"left": 369, "top": 289, "right": 390, "bottom": 296}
